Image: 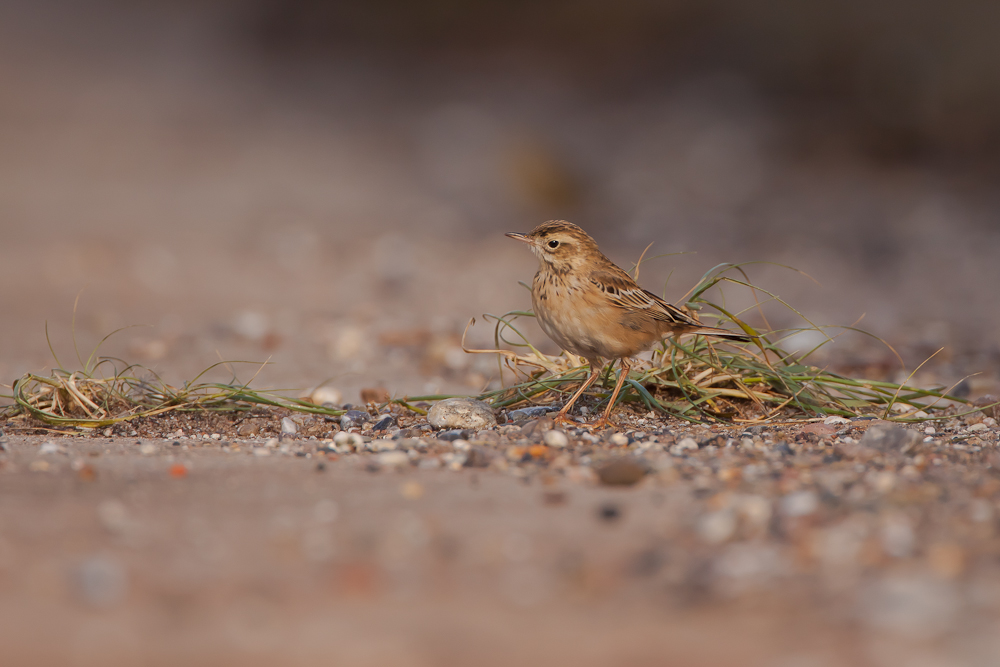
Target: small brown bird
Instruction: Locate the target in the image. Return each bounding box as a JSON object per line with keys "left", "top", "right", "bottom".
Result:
{"left": 507, "top": 220, "right": 751, "bottom": 428}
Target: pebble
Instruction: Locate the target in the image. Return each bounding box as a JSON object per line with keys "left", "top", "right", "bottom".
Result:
{"left": 669, "top": 438, "right": 698, "bottom": 455}
{"left": 823, "top": 416, "right": 850, "bottom": 425}
{"left": 698, "top": 509, "right": 736, "bottom": 544}
{"left": 859, "top": 423, "right": 921, "bottom": 452}
{"left": 968, "top": 423, "right": 988, "bottom": 432}
{"left": 780, "top": 490, "right": 819, "bottom": 517}
{"left": 437, "top": 429, "right": 473, "bottom": 442}
{"left": 38, "top": 441, "right": 61, "bottom": 455}
{"left": 280, "top": 418, "right": 297, "bottom": 436}
{"left": 309, "top": 386, "right": 343, "bottom": 406}
{"left": 253, "top": 447, "right": 271, "bottom": 457}
{"left": 373, "top": 415, "right": 396, "bottom": 431}
{"left": 427, "top": 398, "right": 497, "bottom": 430}
{"left": 607, "top": 433, "right": 629, "bottom": 447}
{"left": 508, "top": 406, "right": 555, "bottom": 421}
{"left": 377, "top": 451, "right": 409, "bottom": 468}
{"left": 597, "top": 502, "right": 621, "bottom": 521}
{"left": 139, "top": 443, "right": 156, "bottom": 456}
{"left": 595, "top": 457, "right": 647, "bottom": 486}
{"left": 543, "top": 430, "right": 569, "bottom": 448}
{"left": 340, "top": 410, "right": 370, "bottom": 430}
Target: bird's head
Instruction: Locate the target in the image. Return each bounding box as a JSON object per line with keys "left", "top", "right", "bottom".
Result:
{"left": 505, "top": 220, "right": 600, "bottom": 273}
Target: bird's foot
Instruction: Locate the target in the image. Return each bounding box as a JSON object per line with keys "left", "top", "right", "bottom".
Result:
{"left": 551, "top": 412, "right": 577, "bottom": 427}
{"left": 588, "top": 417, "right": 617, "bottom": 433}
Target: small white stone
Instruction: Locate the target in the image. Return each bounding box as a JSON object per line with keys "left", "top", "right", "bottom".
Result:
{"left": 139, "top": 443, "right": 156, "bottom": 456}
{"left": 451, "top": 439, "right": 471, "bottom": 451}
{"left": 781, "top": 490, "right": 819, "bottom": 517}
{"left": 378, "top": 451, "right": 409, "bottom": 468}
{"left": 823, "top": 416, "right": 850, "bottom": 425}
{"left": 281, "top": 417, "right": 298, "bottom": 435}
{"left": 984, "top": 417, "right": 997, "bottom": 427}
{"left": 677, "top": 437, "right": 699, "bottom": 451}
{"left": 698, "top": 510, "right": 736, "bottom": 544}
{"left": 38, "top": 441, "right": 61, "bottom": 455}
{"left": 543, "top": 430, "right": 569, "bottom": 448}
{"left": 210, "top": 433, "right": 222, "bottom": 440}
{"left": 253, "top": 447, "right": 271, "bottom": 457}
{"left": 608, "top": 433, "right": 629, "bottom": 447}
{"left": 969, "top": 423, "right": 988, "bottom": 432}
{"left": 309, "top": 386, "right": 343, "bottom": 406}
{"left": 924, "top": 426, "right": 936, "bottom": 435}
{"left": 264, "top": 438, "right": 280, "bottom": 448}
{"left": 372, "top": 439, "right": 397, "bottom": 451}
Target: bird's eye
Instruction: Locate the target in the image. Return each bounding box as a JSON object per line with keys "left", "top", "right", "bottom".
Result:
{"left": 547, "top": 240, "right": 560, "bottom": 249}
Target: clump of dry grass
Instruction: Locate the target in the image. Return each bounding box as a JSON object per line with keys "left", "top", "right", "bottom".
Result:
{"left": 0, "top": 322, "right": 344, "bottom": 429}
{"left": 465, "top": 262, "right": 973, "bottom": 423}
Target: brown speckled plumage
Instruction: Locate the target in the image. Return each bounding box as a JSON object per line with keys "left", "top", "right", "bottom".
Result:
{"left": 506, "top": 220, "right": 750, "bottom": 428}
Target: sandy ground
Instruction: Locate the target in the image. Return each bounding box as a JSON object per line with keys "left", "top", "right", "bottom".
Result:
{"left": 4, "top": 5, "right": 1000, "bottom": 665}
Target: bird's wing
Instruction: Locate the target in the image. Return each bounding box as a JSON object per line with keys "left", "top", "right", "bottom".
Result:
{"left": 588, "top": 267, "right": 700, "bottom": 327}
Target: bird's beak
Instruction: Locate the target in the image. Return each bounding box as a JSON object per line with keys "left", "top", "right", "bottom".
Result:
{"left": 505, "top": 232, "right": 532, "bottom": 244}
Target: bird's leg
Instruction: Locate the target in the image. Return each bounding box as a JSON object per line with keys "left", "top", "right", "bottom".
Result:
{"left": 553, "top": 363, "right": 602, "bottom": 425}
{"left": 591, "top": 358, "right": 632, "bottom": 431}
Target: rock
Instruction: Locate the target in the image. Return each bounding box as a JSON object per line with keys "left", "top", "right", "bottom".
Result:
{"left": 669, "top": 437, "right": 699, "bottom": 455}
{"left": 859, "top": 423, "right": 921, "bottom": 453}
{"left": 595, "top": 457, "right": 648, "bottom": 486}
{"left": 607, "top": 433, "right": 629, "bottom": 447}
{"left": 543, "top": 430, "right": 569, "bottom": 448}
{"left": 823, "top": 416, "right": 850, "bottom": 425}
{"left": 437, "top": 429, "right": 473, "bottom": 441}
{"left": 508, "top": 406, "right": 555, "bottom": 421}
{"left": 139, "top": 443, "right": 156, "bottom": 456}
{"left": 309, "top": 385, "right": 343, "bottom": 406}
{"left": 253, "top": 447, "right": 271, "bottom": 457}
{"left": 520, "top": 418, "right": 554, "bottom": 439}
{"left": 378, "top": 451, "right": 409, "bottom": 468}
{"left": 799, "top": 422, "right": 837, "bottom": 438}
{"left": 281, "top": 417, "right": 298, "bottom": 436}
{"left": 237, "top": 422, "right": 259, "bottom": 436}
{"left": 340, "top": 410, "right": 371, "bottom": 430}
{"left": 38, "top": 441, "right": 61, "bottom": 455}
{"left": 428, "top": 398, "right": 497, "bottom": 430}
{"left": 698, "top": 509, "right": 736, "bottom": 544}
{"left": 968, "top": 423, "right": 987, "bottom": 432}
{"left": 780, "top": 490, "right": 819, "bottom": 517}
{"left": 360, "top": 387, "right": 391, "bottom": 404}
{"left": 463, "top": 445, "right": 494, "bottom": 468}
{"left": 373, "top": 415, "right": 397, "bottom": 431}
{"left": 973, "top": 394, "right": 1000, "bottom": 421}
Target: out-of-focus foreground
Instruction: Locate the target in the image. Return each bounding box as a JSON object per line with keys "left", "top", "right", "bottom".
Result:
{"left": 2, "top": 1, "right": 1000, "bottom": 665}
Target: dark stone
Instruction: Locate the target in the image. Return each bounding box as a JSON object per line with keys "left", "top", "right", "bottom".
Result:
{"left": 463, "top": 445, "right": 494, "bottom": 468}
{"left": 859, "top": 424, "right": 921, "bottom": 453}
{"left": 340, "top": 410, "right": 371, "bottom": 430}
{"left": 773, "top": 441, "right": 794, "bottom": 456}
{"left": 437, "top": 429, "right": 472, "bottom": 441}
{"left": 973, "top": 394, "right": 1000, "bottom": 420}
{"left": 542, "top": 490, "right": 567, "bottom": 506}
{"left": 373, "top": 415, "right": 396, "bottom": 431}
{"left": 172, "top": 441, "right": 181, "bottom": 447}
{"left": 595, "top": 457, "right": 648, "bottom": 486}
{"left": 295, "top": 451, "right": 308, "bottom": 457}
{"left": 598, "top": 502, "right": 621, "bottom": 521}
{"left": 698, "top": 434, "right": 727, "bottom": 448}
{"left": 508, "top": 406, "right": 555, "bottom": 421}
{"left": 315, "top": 462, "right": 326, "bottom": 472}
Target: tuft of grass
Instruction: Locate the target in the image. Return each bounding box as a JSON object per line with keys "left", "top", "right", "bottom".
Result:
{"left": 465, "top": 262, "right": 974, "bottom": 424}
{"left": 0, "top": 318, "right": 346, "bottom": 429}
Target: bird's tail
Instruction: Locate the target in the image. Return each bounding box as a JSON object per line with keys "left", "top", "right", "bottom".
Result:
{"left": 683, "top": 326, "right": 753, "bottom": 343}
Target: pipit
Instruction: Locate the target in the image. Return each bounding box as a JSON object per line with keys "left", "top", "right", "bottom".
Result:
{"left": 507, "top": 220, "right": 751, "bottom": 428}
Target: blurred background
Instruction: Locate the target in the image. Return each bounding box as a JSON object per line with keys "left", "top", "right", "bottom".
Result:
{"left": 3, "top": 0, "right": 1000, "bottom": 401}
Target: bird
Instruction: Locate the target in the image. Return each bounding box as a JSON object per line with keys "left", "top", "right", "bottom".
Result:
{"left": 506, "top": 220, "right": 752, "bottom": 428}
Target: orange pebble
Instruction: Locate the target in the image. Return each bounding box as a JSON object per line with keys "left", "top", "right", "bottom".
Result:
{"left": 169, "top": 463, "right": 188, "bottom": 478}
